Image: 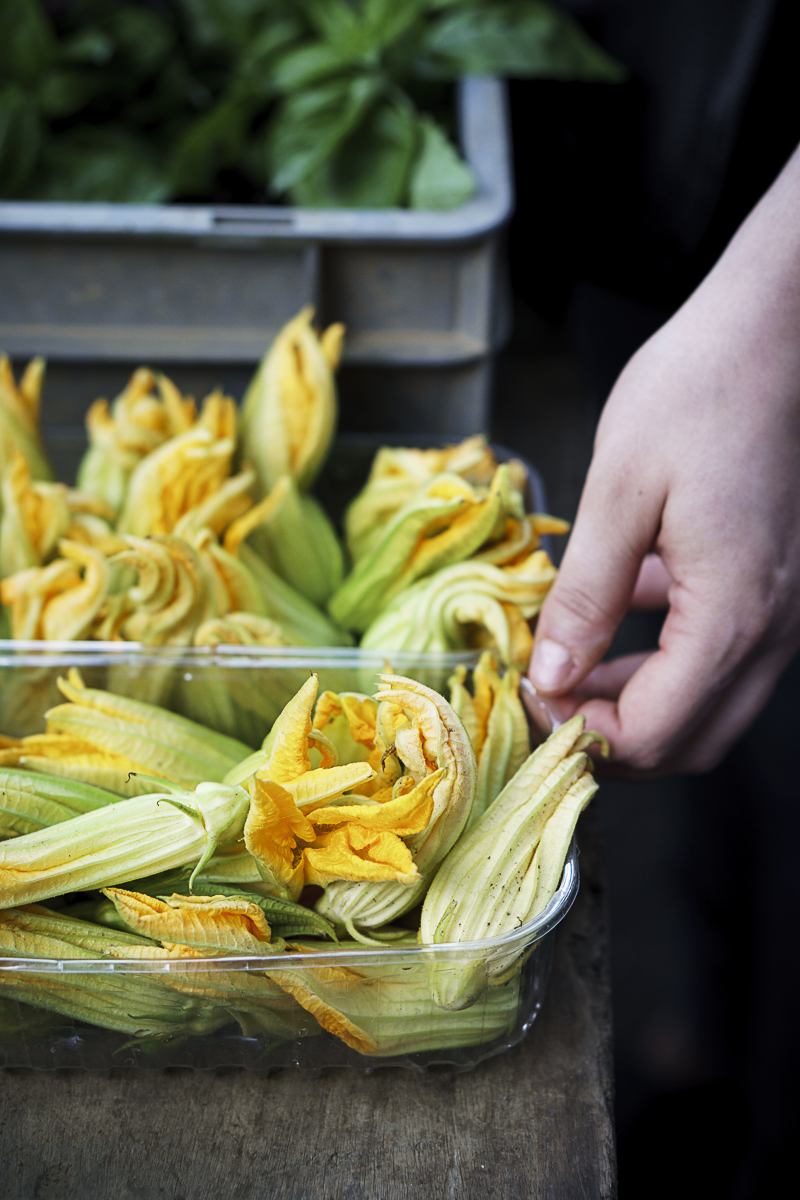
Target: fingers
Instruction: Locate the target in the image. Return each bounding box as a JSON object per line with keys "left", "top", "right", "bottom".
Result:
{"left": 630, "top": 554, "right": 672, "bottom": 611}
{"left": 573, "top": 652, "right": 652, "bottom": 699}
{"left": 555, "top": 582, "right": 799, "bottom": 773}
{"left": 529, "top": 445, "right": 665, "bottom": 695}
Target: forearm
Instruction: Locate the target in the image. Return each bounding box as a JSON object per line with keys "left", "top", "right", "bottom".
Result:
{"left": 528, "top": 141, "right": 800, "bottom": 773}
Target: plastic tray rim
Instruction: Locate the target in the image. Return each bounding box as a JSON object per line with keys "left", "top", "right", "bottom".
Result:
{"left": 0, "top": 846, "right": 578, "bottom": 975}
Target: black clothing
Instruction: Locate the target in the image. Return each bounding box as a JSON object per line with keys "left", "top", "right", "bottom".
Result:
{"left": 510, "top": 0, "right": 799, "bottom": 314}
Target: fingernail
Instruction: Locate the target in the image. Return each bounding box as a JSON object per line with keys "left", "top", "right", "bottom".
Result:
{"left": 530, "top": 638, "right": 574, "bottom": 692}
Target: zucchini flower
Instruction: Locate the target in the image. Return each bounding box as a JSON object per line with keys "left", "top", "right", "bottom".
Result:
{"left": 0, "top": 354, "right": 53, "bottom": 485}
{"left": 315, "top": 674, "right": 477, "bottom": 936}
{"left": 345, "top": 435, "right": 518, "bottom": 563}
{"left": 0, "top": 539, "right": 110, "bottom": 641}
{"left": 0, "top": 454, "right": 70, "bottom": 577}
{"left": 0, "top": 669, "right": 251, "bottom": 796}
{"left": 0, "top": 906, "right": 230, "bottom": 1040}
{"left": 473, "top": 512, "right": 570, "bottom": 566}
{"left": 0, "top": 777, "right": 251, "bottom": 907}
{"left": 360, "top": 550, "right": 558, "bottom": 669}
{"left": 222, "top": 674, "right": 438, "bottom": 902}
{"left": 117, "top": 422, "right": 235, "bottom": 537}
{"left": 449, "top": 653, "right": 530, "bottom": 827}
{"left": 0, "top": 768, "right": 119, "bottom": 840}
{"left": 101, "top": 887, "right": 373, "bottom": 1048}
{"left": 242, "top": 474, "right": 344, "bottom": 608}
{"left": 76, "top": 369, "right": 197, "bottom": 513}
{"left": 194, "top": 612, "right": 294, "bottom": 648}
{"left": 312, "top": 690, "right": 396, "bottom": 794}
{"left": 420, "top": 716, "right": 606, "bottom": 1010}
{"left": 256, "top": 957, "right": 522, "bottom": 1056}
{"left": 237, "top": 542, "right": 352, "bottom": 646}
{"left": 329, "top": 465, "right": 519, "bottom": 633}
{"left": 103, "top": 888, "right": 276, "bottom": 954}
{"left": 109, "top": 878, "right": 337, "bottom": 942}
{"left": 108, "top": 535, "right": 211, "bottom": 647}
{"left": 240, "top": 305, "right": 344, "bottom": 493}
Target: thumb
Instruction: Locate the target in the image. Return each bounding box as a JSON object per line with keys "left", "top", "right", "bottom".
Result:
{"left": 529, "top": 458, "right": 663, "bottom": 694}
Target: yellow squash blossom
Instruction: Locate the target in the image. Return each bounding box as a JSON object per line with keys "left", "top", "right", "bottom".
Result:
{"left": 360, "top": 549, "right": 558, "bottom": 668}
{"left": 344, "top": 434, "right": 522, "bottom": 563}
{"left": 316, "top": 674, "right": 476, "bottom": 935}
{"left": 117, "top": 422, "right": 236, "bottom": 538}
{"left": 329, "top": 465, "right": 519, "bottom": 633}
{"left": 109, "top": 534, "right": 210, "bottom": 647}
{"left": 473, "top": 512, "right": 570, "bottom": 566}
{"left": 76, "top": 368, "right": 197, "bottom": 513}
{"left": 0, "top": 355, "right": 52, "bottom": 484}
{"left": 0, "top": 453, "right": 70, "bottom": 577}
{"left": 242, "top": 771, "right": 439, "bottom": 898}
{"left": 220, "top": 675, "right": 439, "bottom": 900}
{"left": 0, "top": 669, "right": 251, "bottom": 796}
{"left": 0, "top": 779, "right": 251, "bottom": 907}
{"left": 102, "top": 887, "right": 376, "bottom": 1052}
{"left": 421, "top": 716, "right": 605, "bottom": 1010}
{"left": 193, "top": 612, "right": 294, "bottom": 648}
{"left": 448, "top": 653, "right": 530, "bottom": 827}
{"left": 0, "top": 906, "right": 232, "bottom": 1039}
{"left": 0, "top": 540, "right": 110, "bottom": 641}
{"left": 313, "top": 690, "right": 402, "bottom": 796}
{"left": 240, "top": 305, "right": 344, "bottom": 494}
{"left": 103, "top": 888, "right": 274, "bottom": 954}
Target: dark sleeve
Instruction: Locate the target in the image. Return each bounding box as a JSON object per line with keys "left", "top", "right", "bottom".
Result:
{"left": 560, "top": 0, "right": 777, "bottom": 253}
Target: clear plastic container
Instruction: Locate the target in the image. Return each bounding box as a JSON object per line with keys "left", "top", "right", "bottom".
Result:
{"left": 0, "top": 642, "right": 474, "bottom": 744}
{"left": 0, "top": 649, "right": 577, "bottom": 1074}
{"left": 0, "top": 436, "right": 565, "bottom": 1073}
{"left": 0, "top": 845, "right": 577, "bottom": 1074}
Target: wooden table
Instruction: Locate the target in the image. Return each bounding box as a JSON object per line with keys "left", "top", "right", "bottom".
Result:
{"left": 0, "top": 808, "right": 614, "bottom": 1200}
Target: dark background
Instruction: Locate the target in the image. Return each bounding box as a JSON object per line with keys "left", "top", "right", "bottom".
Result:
{"left": 492, "top": 0, "right": 800, "bottom": 1192}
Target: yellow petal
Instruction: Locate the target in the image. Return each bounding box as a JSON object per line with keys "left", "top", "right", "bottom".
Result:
{"left": 40, "top": 540, "right": 110, "bottom": 641}
{"left": 313, "top": 691, "right": 343, "bottom": 731}
{"left": 501, "top": 602, "right": 534, "bottom": 671}
{"left": 319, "top": 323, "right": 345, "bottom": 371}
{"left": 531, "top": 513, "right": 571, "bottom": 535}
{"left": 283, "top": 762, "right": 375, "bottom": 809}
{"left": 222, "top": 476, "right": 290, "bottom": 554}
{"left": 103, "top": 888, "right": 273, "bottom": 953}
{"left": 243, "top": 778, "right": 312, "bottom": 895}
{"left": 265, "top": 970, "right": 376, "bottom": 1054}
{"left": 303, "top": 826, "right": 420, "bottom": 886}
{"left": 261, "top": 674, "right": 318, "bottom": 784}
{"left": 309, "top": 768, "right": 442, "bottom": 837}
{"left": 472, "top": 653, "right": 499, "bottom": 757}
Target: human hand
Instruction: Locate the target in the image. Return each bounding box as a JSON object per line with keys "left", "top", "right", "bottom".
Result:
{"left": 527, "top": 146, "right": 800, "bottom": 774}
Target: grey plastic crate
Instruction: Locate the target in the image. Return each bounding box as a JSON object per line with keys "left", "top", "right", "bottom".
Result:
{"left": 0, "top": 78, "right": 512, "bottom": 437}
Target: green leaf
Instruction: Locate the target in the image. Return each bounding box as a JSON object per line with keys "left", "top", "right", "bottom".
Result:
{"left": 170, "top": 95, "right": 257, "bottom": 195}
{"left": 271, "top": 40, "right": 375, "bottom": 94}
{"left": 363, "top": 0, "right": 428, "bottom": 49}
{"left": 267, "top": 72, "right": 383, "bottom": 193}
{"left": 38, "top": 69, "right": 108, "bottom": 120}
{"left": 290, "top": 95, "right": 418, "bottom": 208}
{"left": 57, "top": 27, "right": 115, "bottom": 67}
{"left": 0, "top": 85, "right": 42, "bottom": 198}
{"left": 27, "top": 126, "right": 169, "bottom": 203}
{"left": 102, "top": 5, "right": 176, "bottom": 81}
{"left": 177, "top": 0, "right": 294, "bottom": 54}
{"left": 408, "top": 115, "right": 476, "bottom": 210}
{"left": 302, "top": 0, "right": 364, "bottom": 43}
{"left": 0, "top": 0, "right": 54, "bottom": 89}
{"left": 236, "top": 18, "right": 308, "bottom": 95}
{"left": 418, "top": 0, "right": 626, "bottom": 82}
